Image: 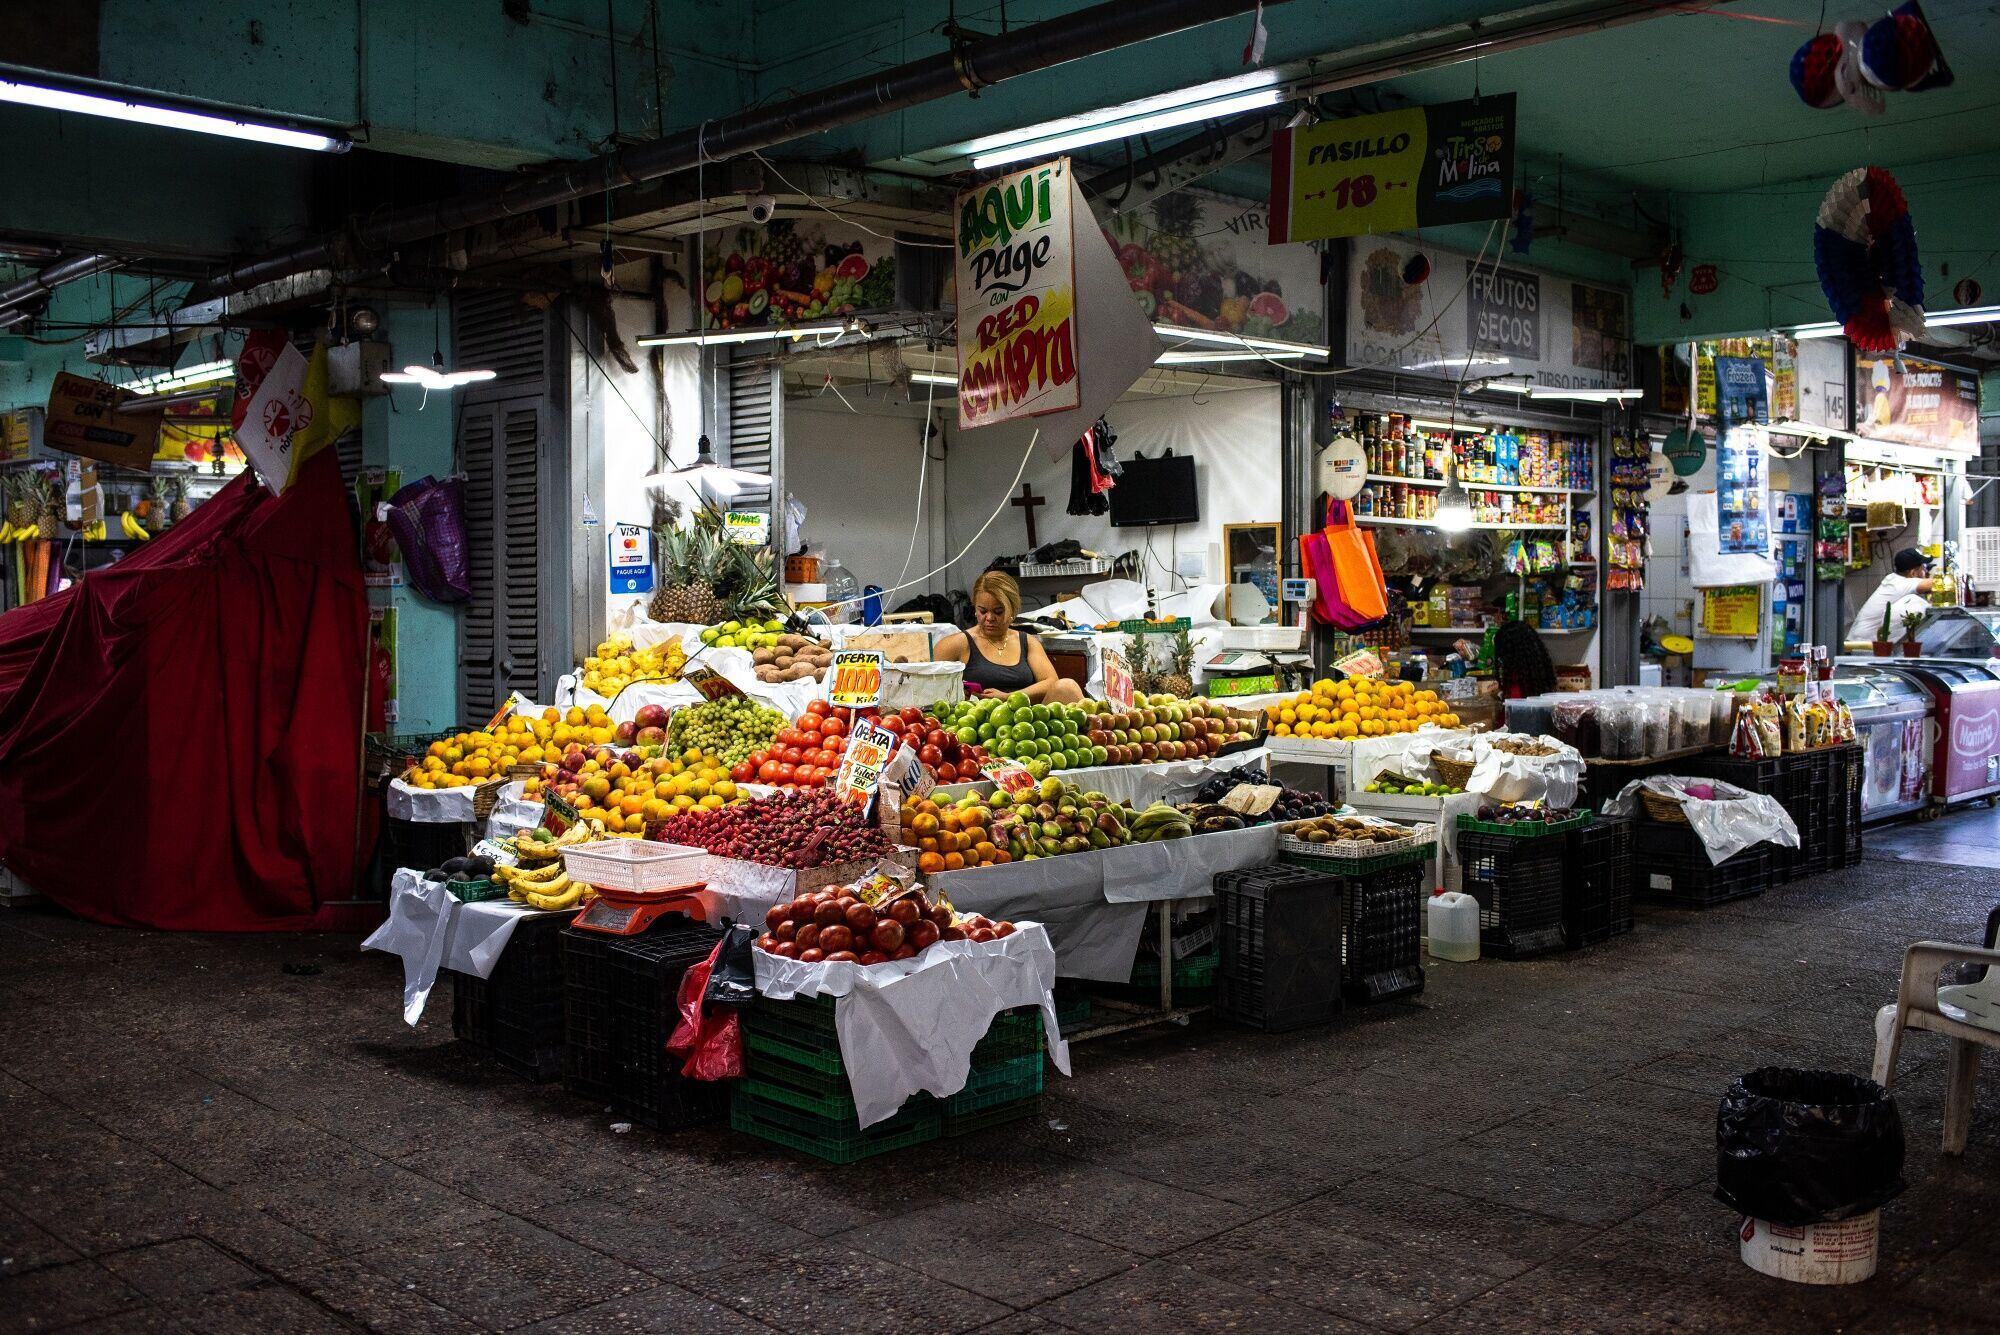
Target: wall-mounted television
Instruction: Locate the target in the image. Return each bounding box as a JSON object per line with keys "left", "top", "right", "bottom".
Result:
{"left": 1109, "top": 452, "right": 1199, "bottom": 528}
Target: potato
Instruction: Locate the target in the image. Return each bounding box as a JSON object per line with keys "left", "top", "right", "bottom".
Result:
{"left": 783, "top": 663, "right": 816, "bottom": 681}
{"left": 752, "top": 648, "right": 777, "bottom": 666}
{"left": 774, "top": 654, "right": 794, "bottom": 669}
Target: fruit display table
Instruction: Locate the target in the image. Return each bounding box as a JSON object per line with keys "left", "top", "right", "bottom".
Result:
{"left": 364, "top": 869, "right": 580, "bottom": 1025}
{"left": 934, "top": 748, "right": 1270, "bottom": 808}
{"left": 754, "top": 922, "right": 1071, "bottom": 1128}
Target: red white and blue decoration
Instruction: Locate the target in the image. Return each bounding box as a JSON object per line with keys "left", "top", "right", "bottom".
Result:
{"left": 1790, "top": 3, "right": 1953, "bottom": 112}
{"left": 1814, "top": 166, "right": 1927, "bottom": 352}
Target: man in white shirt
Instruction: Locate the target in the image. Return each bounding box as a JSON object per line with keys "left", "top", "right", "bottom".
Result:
{"left": 1846, "top": 547, "right": 1936, "bottom": 647}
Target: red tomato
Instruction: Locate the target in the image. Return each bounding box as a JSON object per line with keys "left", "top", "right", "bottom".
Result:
{"left": 925, "top": 729, "right": 949, "bottom": 750}
{"left": 844, "top": 902, "right": 877, "bottom": 932}
{"left": 825, "top": 736, "right": 846, "bottom": 755}
{"left": 813, "top": 900, "right": 847, "bottom": 927}
{"left": 899, "top": 707, "right": 925, "bottom": 727}
{"left": 807, "top": 699, "right": 831, "bottom": 717}
{"left": 881, "top": 716, "right": 906, "bottom": 735}
{"left": 871, "top": 919, "right": 905, "bottom": 951}
{"left": 757, "top": 760, "right": 781, "bottom": 782}
{"left": 797, "top": 715, "right": 822, "bottom": 735}
{"left": 775, "top": 763, "right": 798, "bottom": 784}
{"left": 778, "top": 746, "right": 802, "bottom": 765}
{"left": 731, "top": 761, "right": 756, "bottom": 783}
{"left": 764, "top": 905, "right": 788, "bottom": 931}
{"left": 819, "top": 925, "right": 854, "bottom": 953}
{"left": 820, "top": 716, "right": 847, "bottom": 739}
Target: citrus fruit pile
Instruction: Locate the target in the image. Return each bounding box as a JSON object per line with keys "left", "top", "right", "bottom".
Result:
{"left": 403, "top": 705, "right": 624, "bottom": 788}
{"left": 1266, "top": 677, "right": 1459, "bottom": 741}
{"left": 531, "top": 742, "right": 745, "bottom": 834}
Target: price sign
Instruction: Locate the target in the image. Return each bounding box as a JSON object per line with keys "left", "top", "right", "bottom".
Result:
{"left": 1103, "top": 647, "right": 1134, "bottom": 711}
{"left": 723, "top": 511, "right": 770, "bottom": 546}
{"left": 827, "top": 650, "right": 885, "bottom": 708}
{"left": 1269, "top": 95, "right": 1514, "bottom": 244}
{"left": 541, "top": 791, "right": 581, "bottom": 834}
{"left": 1334, "top": 648, "right": 1385, "bottom": 679}
{"left": 682, "top": 666, "right": 743, "bottom": 701}
{"left": 832, "top": 718, "right": 899, "bottom": 812}
{"left": 484, "top": 690, "right": 531, "bottom": 732}
{"left": 980, "top": 756, "right": 1036, "bottom": 795}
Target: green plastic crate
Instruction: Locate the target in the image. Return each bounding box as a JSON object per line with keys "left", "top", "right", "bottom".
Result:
{"left": 729, "top": 1088, "right": 941, "bottom": 1165}
{"left": 1098, "top": 948, "right": 1219, "bottom": 1005}
{"left": 943, "top": 1051, "right": 1044, "bottom": 1116}
{"left": 943, "top": 1099, "right": 1041, "bottom": 1137}
{"left": 1455, "top": 811, "right": 1591, "bottom": 839}
{"left": 971, "top": 1008, "right": 1043, "bottom": 1061}
{"left": 743, "top": 1026, "right": 847, "bottom": 1078}
{"left": 1054, "top": 989, "right": 1093, "bottom": 1030}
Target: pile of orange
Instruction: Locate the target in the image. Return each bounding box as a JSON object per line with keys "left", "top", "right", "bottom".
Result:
{"left": 1267, "top": 676, "right": 1459, "bottom": 741}
{"left": 896, "top": 796, "right": 1008, "bottom": 873}
{"left": 403, "top": 706, "right": 623, "bottom": 789}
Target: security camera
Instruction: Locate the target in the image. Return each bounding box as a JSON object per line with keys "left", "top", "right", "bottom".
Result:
{"left": 747, "top": 196, "right": 779, "bottom": 225}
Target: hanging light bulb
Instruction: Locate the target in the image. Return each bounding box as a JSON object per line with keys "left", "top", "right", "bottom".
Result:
{"left": 641, "top": 435, "right": 769, "bottom": 496}
{"left": 379, "top": 351, "right": 497, "bottom": 390}
{"left": 1433, "top": 456, "right": 1475, "bottom": 533}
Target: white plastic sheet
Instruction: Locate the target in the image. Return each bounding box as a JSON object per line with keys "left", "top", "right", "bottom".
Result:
{"left": 385, "top": 777, "right": 476, "bottom": 825}
{"left": 1606, "top": 776, "right": 1801, "bottom": 863}
{"left": 934, "top": 748, "right": 1271, "bottom": 808}
{"left": 363, "top": 869, "right": 566, "bottom": 1025}
{"left": 934, "top": 854, "right": 1144, "bottom": 981}
{"left": 753, "top": 924, "right": 1072, "bottom": 1128}
{"left": 1688, "top": 495, "right": 1778, "bottom": 587}
{"left": 1467, "top": 734, "right": 1585, "bottom": 807}
{"left": 1349, "top": 729, "right": 1478, "bottom": 789}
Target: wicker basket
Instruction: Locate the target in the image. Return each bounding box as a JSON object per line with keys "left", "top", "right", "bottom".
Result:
{"left": 472, "top": 777, "right": 510, "bottom": 820}
{"left": 1639, "top": 787, "right": 1690, "bottom": 824}
{"left": 1431, "top": 751, "right": 1476, "bottom": 789}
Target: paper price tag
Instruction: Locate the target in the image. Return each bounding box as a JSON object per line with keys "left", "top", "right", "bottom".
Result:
{"left": 827, "top": 650, "right": 885, "bottom": 708}
{"left": 1103, "top": 647, "right": 1134, "bottom": 711}
{"left": 832, "top": 718, "right": 899, "bottom": 813}
{"left": 1334, "top": 648, "right": 1384, "bottom": 679}
{"left": 682, "top": 666, "right": 742, "bottom": 701}
{"left": 541, "top": 792, "right": 581, "bottom": 834}
{"left": 979, "top": 756, "right": 1036, "bottom": 795}
{"left": 485, "top": 690, "right": 530, "bottom": 732}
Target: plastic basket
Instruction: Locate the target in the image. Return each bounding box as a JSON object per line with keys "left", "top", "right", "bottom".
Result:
{"left": 1339, "top": 861, "right": 1426, "bottom": 1003}
{"left": 1213, "top": 864, "right": 1345, "bottom": 1032}
{"left": 1563, "top": 818, "right": 1634, "bottom": 949}
{"left": 447, "top": 877, "right": 508, "bottom": 903}
{"left": 1277, "top": 825, "right": 1435, "bottom": 874}
{"left": 1112, "top": 948, "right": 1219, "bottom": 1005}
{"left": 450, "top": 913, "right": 569, "bottom": 1081}
{"left": 1454, "top": 810, "right": 1591, "bottom": 839}
{"left": 943, "top": 1100, "right": 1041, "bottom": 1137}
{"left": 1631, "top": 822, "right": 1770, "bottom": 908}
{"left": 729, "top": 1085, "right": 941, "bottom": 1164}
{"left": 942, "top": 1051, "right": 1044, "bottom": 1116}
{"left": 1455, "top": 832, "right": 1568, "bottom": 958}
{"left": 560, "top": 840, "right": 708, "bottom": 892}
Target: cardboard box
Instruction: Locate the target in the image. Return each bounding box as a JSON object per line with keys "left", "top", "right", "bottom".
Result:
{"left": 43, "top": 373, "right": 161, "bottom": 470}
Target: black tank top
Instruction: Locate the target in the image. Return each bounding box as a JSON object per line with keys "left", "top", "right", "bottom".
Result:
{"left": 963, "top": 630, "right": 1037, "bottom": 693}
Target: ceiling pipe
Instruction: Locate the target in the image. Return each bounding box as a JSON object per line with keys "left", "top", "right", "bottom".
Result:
{"left": 188, "top": 0, "right": 1281, "bottom": 302}
{"left": 0, "top": 252, "right": 123, "bottom": 313}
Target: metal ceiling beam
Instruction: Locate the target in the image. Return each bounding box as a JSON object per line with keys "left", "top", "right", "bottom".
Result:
{"left": 0, "top": 253, "right": 122, "bottom": 314}
{"left": 185, "top": 0, "right": 1281, "bottom": 302}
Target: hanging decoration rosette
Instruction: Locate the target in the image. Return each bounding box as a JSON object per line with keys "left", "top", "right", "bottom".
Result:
{"left": 1814, "top": 166, "right": 1926, "bottom": 352}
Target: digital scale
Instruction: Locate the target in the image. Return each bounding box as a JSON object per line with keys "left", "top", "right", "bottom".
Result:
{"left": 570, "top": 882, "right": 710, "bottom": 935}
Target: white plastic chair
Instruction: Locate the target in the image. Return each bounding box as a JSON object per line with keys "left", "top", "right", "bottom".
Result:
{"left": 1873, "top": 938, "right": 2000, "bottom": 1155}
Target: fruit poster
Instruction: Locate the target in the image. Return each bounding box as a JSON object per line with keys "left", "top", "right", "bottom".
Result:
{"left": 1855, "top": 352, "right": 1979, "bottom": 455}
{"left": 1344, "top": 233, "right": 1630, "bottom": 389}
{"left": 1269, "top": 95, "right": 1515, "bottom": 243}
{"left": 697, "top": 221, "right": 897, "bottom": 333}
{"left": 955, "top": 158, "right": 1081, "bottom": 429}
{"left": 1102, "top": 186, "right": 1325, "bottom": 346}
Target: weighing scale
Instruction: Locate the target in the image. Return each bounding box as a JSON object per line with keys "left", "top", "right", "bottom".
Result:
{"left": 570, "top": 882, "right": 710, "bottom": 935}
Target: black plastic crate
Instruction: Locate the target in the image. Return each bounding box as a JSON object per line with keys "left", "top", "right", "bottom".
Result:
{"left": 376, "top": 815, "right": 473, "bottom": 896}
{"left": 450, "top": 912, "right": 570, "bottom": 1081}
{"left": 560, "top": 917, "right": 729, "bottom": 1131}
{"left": 1213, "top": 864, "right": 1345, "bottom": 1031}
{"left": 1456, "top": 832, "right": 1569, "bottom": 959}
{"left": 1563, "top": 817, "right": 1634, "bottom": 949}
{"left": 1632, "top": 821, "right": 1770, "bottom": 907}
{"left": 1340, "top": 861, "right": 1426, "bottom": 1003}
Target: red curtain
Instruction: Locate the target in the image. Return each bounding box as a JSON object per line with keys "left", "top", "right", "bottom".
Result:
{"left": 0, "top": 450, "right": 367, "bottom": 930}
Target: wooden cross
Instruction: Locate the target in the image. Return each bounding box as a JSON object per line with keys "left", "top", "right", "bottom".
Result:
{"left": 1011, "top": 482, "right": 1045, "bottom": 547}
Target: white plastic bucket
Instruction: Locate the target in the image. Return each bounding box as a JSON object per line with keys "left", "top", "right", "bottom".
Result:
{"left": 1739, "top": 1211, "right": 1880, "bottom": 1285}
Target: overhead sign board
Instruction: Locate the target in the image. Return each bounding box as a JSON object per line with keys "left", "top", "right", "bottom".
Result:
{"left": 1268, "top": 95, "right": 1515, "bottom": 244}
{"left": 1856, "top": 352, "right": 1979, "bottom": 455}
{"left": 43, "top": 373, "right": 162, "bottom": 469}
{"left": 955, "top": 158, "right": 1080, "bottom": 429}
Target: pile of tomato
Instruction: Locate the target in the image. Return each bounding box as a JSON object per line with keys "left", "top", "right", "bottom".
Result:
{"left": 729, "top": 699, "right": 851, "bottom": 789}
{"left": 873, "top": 706, "right": 989, "bottom": 784}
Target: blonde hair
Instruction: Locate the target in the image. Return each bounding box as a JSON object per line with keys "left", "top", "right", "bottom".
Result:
{"left": 971, "top": 570, "right": 1021, "bottom": 621}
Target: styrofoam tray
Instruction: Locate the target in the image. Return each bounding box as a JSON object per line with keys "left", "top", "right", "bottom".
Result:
{"left": 560, "top": 839, "right": 708, "bottom": 891}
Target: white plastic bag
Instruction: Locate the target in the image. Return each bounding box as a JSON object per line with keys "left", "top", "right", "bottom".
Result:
{"left": 1467, "top": 734, "right": 1584, "bottom": 807}
{"left": 1605, "top": 776, "right": 1801, "bottom": 863}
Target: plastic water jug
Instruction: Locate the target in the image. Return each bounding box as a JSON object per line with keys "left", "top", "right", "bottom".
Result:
{"left": 1427, "top": 890, "right": 1480, "bottom": 962}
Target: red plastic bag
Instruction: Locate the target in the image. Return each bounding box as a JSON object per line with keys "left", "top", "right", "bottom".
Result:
{"left": 665, "top": 942, "right": 744, "bottom": 1081}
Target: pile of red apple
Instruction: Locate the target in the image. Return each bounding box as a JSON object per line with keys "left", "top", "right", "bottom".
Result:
{"left": 612, "top": 702, "right": 671, "bottom": 747}
{"left": 876, "top": 706, "right": 989, "bottom": 784}
{"left": 756, "top": 886, "right": 1016, "bottom": 965}
{"left": 1082, "top": 699, "right": 1252, "bottom": 766}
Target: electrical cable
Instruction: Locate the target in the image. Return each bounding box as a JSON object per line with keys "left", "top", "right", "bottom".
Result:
{"left": 892, "top": 370, "right": 938, "bottom": 590}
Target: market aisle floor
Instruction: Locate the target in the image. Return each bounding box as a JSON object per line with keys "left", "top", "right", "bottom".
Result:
{"left": 3, "top": 818, "right": 1998, "bottom": 1334}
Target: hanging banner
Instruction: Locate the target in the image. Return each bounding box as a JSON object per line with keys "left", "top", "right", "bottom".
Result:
{"left": 956, "top": 159, "right": 1080, "bottom": 428}
{"left": 1715, "top": 425, "right": 1769, "bottom": 556}
{"left": 1712, "top": 355, "right": 1770, "bottom": 426}
{"left": 955, "top": 157, "right": 1162, "bottom": 450}
{"left": 1344, "top": 234, "right": 1629, "bottom": 389}
{"left": 42, "top": 373, "right": 162, "bottom": 469}
{"left": 1856, "top": 352, "right": 1980, "bottom": 454}
{"left": 1268, "top": 95, "right": 1515, "bottom": 244}
{"left": 1689, "top": 337, "right": 1798, "bottom": 420}
{"left": 1104, "top": 186, "right": 1325, "bottom": 346}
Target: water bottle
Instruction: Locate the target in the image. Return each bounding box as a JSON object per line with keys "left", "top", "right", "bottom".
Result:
{"left": 821, "top": 560, "right": 859, "bottom": 623}
{"left": 1427, "top": 889, "right": 1480, "bottom": 962}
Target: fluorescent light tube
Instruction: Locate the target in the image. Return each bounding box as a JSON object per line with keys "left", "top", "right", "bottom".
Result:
{"left": 1788, "top": 321, "right": 1844, "bottom": 339}
{"left": 125, "top": 359, "right": 234, "bottom": 394}
{"left": 0, "top": 77, "right": 349, "bottom": 152}
{"left": 379, "top": 364, "right": 497, "bottom": 389}
{"left": 1152, "top": 324, "right": 1326, "bottom": 357}
{"left": 1408, "top": 418, "right": 1486, "bottom": 433}
{"left": 637, "top": 321, "right": 849, "bottom": 348}
{"left": 1526, "top": 386, "right": 1642, "bottom": 402}
{"left": 908, "top": 371, "right": 959, "bottom": 387}
{"left": 1153, "top": 349, "right": 1306, "bottom": 365}
{"left": 1918, "top": 305, "right": 2000, "bottom": 328}
{"left": 971, "top": 87, "right": 1282, "bottom": 169}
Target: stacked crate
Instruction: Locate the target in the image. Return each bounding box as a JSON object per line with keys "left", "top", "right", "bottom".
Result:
{"left": 1214, "top": 864, "right": 1345, "bottom": 1032}
{"left": 560, "top": 917, "right": 729, "bottom": 1131}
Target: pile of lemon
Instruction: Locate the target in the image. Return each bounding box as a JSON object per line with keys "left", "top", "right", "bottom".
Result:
{"left": 1267, "top": 677, "right": 1459, "bottom": 741}
{"left": 532, "top": 748, "right": 743, "bottom": 835}
{"left": 581, "top": 634, "right": 688, "bottom": 697}
{"left": 404, "top": 706, "right": 623, "bottom": 788}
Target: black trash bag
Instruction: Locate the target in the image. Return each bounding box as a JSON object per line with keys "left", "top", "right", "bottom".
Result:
{"left": 1715, "top": 1067, "right": 1906, "bottom": 1226}
{"left": 701, "top": 923, "right": 759, "bottom": 1008}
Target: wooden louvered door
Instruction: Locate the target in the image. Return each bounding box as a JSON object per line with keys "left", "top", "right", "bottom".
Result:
{"left": 452, "top": 291, "right": 563, "bottom": 720}
{"left": 722, "top": 349, "right": 781, "bottom": 517}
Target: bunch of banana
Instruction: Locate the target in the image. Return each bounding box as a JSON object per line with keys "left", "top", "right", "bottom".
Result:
{"left": 493, "top": 859, "right": 592, "bottom": 911}
{"left": 0, "top": 522, "right": 38, "bottom": 544}
{"left": 118, "top": 512, "right": 151, "bottom": 541}
{"left": 1130, "top": 802, "right": 1193, "bottom": 842}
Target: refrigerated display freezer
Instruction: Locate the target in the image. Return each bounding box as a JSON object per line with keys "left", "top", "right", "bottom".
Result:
{"left": 1888, "top": 659, "right": 2000, "bottom": 808}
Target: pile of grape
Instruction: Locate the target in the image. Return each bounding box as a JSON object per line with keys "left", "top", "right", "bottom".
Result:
{"left": 664, "top": 696, "right": 786, "bottom": 765}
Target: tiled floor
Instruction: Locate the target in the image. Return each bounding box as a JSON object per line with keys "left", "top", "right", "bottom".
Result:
{"left": 3, "top": 812, "right": 1998, "bottom": 1333}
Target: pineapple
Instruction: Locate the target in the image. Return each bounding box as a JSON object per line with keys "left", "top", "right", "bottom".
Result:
{"left": 1148, "top": 192, "right": 1203, "bottom": 275}
{"left": 1160, "top": 628, "right": 1196, "bottom": 699}
{"left": 645, "top": 503, "right": 782, "bottom": 626}
{"left": 648, "top": 525, "right": 727, "bottom": 625}
{"left": 27, "top": 472, "right": 57, "bottom": 539}
{"left": 146, "top": 477, "right": 170, "bottom": 533}
{"left": 2, "top": 475, "right": 26, "bottom": 530}
{"left": 1128, "top": 635, "right": 1161, "bottom": 697}
{"left": 763, "top": 218, "right": 810, "bottom": 271}
{"left": 169, "top": 478, "right": 191, "bottom": 524}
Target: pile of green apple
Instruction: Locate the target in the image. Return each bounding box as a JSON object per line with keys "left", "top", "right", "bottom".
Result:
{"left": 1361, "top": 779, "right": 1463, "bottom": 796}
{"left": 699, "top": 618, "right": 787, "bottom": 650}
{"left": 932, "top": 693, "right": 1101, "bottom": 780}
